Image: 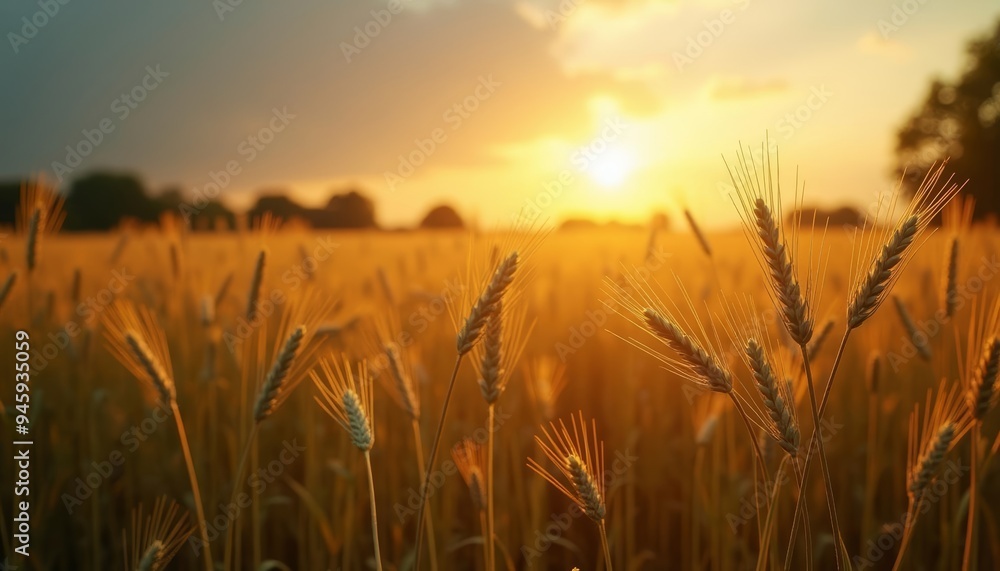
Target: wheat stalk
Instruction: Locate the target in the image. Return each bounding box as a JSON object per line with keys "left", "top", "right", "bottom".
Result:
{"left": 867, "top": 353, "right": 881, "bottom": 394}
{"left": 457, "top": 251, "right": 518, "bottom": 355}
{"left": 246, "top": 249, "right": 266, "bottom": 321}
{"left": 122, "top": 497, "right": 194, "bottom": 571}
{"left": 384, "top": 341, "right": 420, "bottom": 420}
{"left": 893, "top": 296, "right": 932, "bottom": 362}
{"left": 892, "top": 379, "right": 972, "bottom": 570}
{"left": 311, "top": 356, "right": 381, "bottom": 570}
{"left": 943, "top": 237, "right": 960, "bottom": 317}
{"left": 453, "top": 439, "right": 488, "bottom": 513}
{"left": 253, "top": 326, "right": 305, "bottom": 423}
{"left": 528, "top": 412, "right": 613, "bottom": 570}
{"left": 849, "top": 163, "right": 963, "bottom": 329}
{"left": 103, "top": 303, "right": 213, "bottom": 570}
{"left": 967, "top": 337, "right": 1000, "bottom": 421}
{"left": 643, "top": 308, "right": 732, "bottom": 393}
{"left": 684, "top": 209, "right": 712, "bottom": 258}
{"left": 806, "top": 319, "right": 834, "bottom": 359}
{"left": 0, "top": 271, "right": 17, "bottom": 312}
{"left": 747, "top": 339, "right": 800, "bottom": 458}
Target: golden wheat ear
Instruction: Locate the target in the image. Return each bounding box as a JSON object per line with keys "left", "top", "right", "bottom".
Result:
{"left": 608, "top": 268, "right": 733, "bottom": 394}
{"left": 848, "top": 162, "right": 964, "bottom": 329}
{"left": 721, "top": 296, "right": 801, "bottom": 459}
{"left": 906, "top": 379, "right": 972, "bottom": 506}
{"left": 311, "top": 355, "right": 376, "bottom": 451}
{"left": 122, "top": 497, "right": 195, "bottom": 571}
{"left": 17, "top": 175, "right": 65, "bottom": 274}
{"left": 527, "top": 412, "right": 607, "bottom": 522}
{"left": 961, "top": 294, "right": 1000, "bottom": 422}
{"left": 452, "top": 439, "right": 488, "bottom": 513}
{"left": 103, "top": 302, "right": 176, "bottom": 407}
{"left": 725, "top": 140, "right": 824, "bottom": 347}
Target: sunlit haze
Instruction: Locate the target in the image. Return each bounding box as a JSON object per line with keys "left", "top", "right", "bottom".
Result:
{"left": 1, "top": 0, "right": 996, "bottom": 228}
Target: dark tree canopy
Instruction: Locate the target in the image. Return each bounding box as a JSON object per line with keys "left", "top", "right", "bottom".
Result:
{"left": 419, "top": 204, "right": 464, "bottom": 229}
{"left": 65, "top": 172, "right": 159, "bottom": 230}
{"left": 0, "top": 181, "right": 21, "bottom": 227}
{"left": 895, "top": 17, "right": 1000, "bottom": 219}
{"left": 320, "top": 190, "right": 377, "bottom": 228}
{"left": 247, "top": 193, "right": 306, "bottom": 224}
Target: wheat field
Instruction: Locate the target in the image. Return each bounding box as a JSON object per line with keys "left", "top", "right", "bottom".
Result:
{"left": 2, "top": 174, "right": 1000, "bottom": 571}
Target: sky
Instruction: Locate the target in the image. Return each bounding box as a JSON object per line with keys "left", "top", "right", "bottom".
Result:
{"left": 1, "top": 0, "right": 997, "bottom": 228}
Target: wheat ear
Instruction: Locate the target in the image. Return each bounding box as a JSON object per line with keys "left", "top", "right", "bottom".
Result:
{"left": 0, "top": 271, "right": 17, "bottom": 311}
{"left": 848, "top": 215, "right": 918, "bottom": 328}
{"left": 747, "top": 339, "right": 799, "bottom": 457}
{"left": 893, "top": 296, "right": 932, "bottom": 362}
{"left": 753, "top": 198, "right": 813, "bottom": 345}
{"left": 643, "top": 308, "right": 732, "bottom": 393}
{"left": 944, "top": 237, "right": 959, "bottom": 317}
{"left": 246, "top": 249, "right": 266, "bottom": 321}
{"left": 968, "top": 337, "right": 1000, "bottom": 421}
{"left": 457, "top": 252, "right": 518, "bottom": 355}
{"left": 253, "top": 326, "right": 305, "bottom": 423}
{"left": 685, "top": 209, "right": 713, "bottom": 258}
{"left": 125, "top": 332, "right": 176, "bottom": 407}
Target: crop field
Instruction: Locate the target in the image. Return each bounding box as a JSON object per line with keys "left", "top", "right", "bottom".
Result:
{"left": 1, "top": 169, "right": 999, "bottom": 571}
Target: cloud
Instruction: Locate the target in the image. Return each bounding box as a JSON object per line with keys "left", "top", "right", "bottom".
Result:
{"left": 857, "top": 31, "right": 912, "bottom": 61}
{"left": 707, "top": 76, "right": 789, "bottom": 100}
{"left": 547, "top": 1, "right": 682, "bottom": 77}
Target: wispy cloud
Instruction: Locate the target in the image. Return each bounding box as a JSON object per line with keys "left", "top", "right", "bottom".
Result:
{"left": 707, "top": 76, "right": 789, "bottom": 100}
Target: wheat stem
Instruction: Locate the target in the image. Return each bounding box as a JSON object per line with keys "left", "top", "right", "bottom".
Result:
{"left": 411, "top": 420, "right": 439, "bottom": 571}
{"left": 785, "top": 328, "right": 851, "bottom": 570}
{"left": 486, "top": 403, "right": 496, "bottom": 571}
{"left": 364, "top": 451, "right": 384, "bottom": 571}
{"left": 799, "top": 345, "right": 845, "bottom": 571}
{"left": 171, "top": 401, "right": 213, "bottom": 571}
{"left": 415, "top": 354, "right": 464, "bottom": 571}
{"left": 600, "top": 520, "right": 614, "bottom": 571}
{"left": 962, "top": 426, "right": 980, "bottom": 571}
{"left": 223, "top": 423, "right": 260, "bottom": 571}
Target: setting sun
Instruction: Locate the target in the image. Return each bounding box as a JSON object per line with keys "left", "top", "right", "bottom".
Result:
{"left": 586, "top": 146, "right": 636, "bottom": 189}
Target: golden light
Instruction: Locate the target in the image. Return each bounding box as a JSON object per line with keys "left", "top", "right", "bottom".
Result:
{"left": 586, "top": 146, "right": 636, "bottom": 189}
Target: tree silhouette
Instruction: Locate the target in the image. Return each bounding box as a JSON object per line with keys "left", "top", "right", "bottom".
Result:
{"left": 895, "top": 17, "right": 1000, "bottom": 219}
{"left": 320, "top": 190, "right": 377, "bottom": 228}
{"left": 247, "top": 193, "right": 306, "bottom": 224}
{"left": 419, "top": 204, "right": 464, "bottom": 229}
{"left": 65, "top": 172, "right": 158, "bottom": 230}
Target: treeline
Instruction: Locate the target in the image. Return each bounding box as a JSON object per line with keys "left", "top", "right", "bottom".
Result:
{"left": 0, "top": 171, "right": 466, "bottom": 231}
